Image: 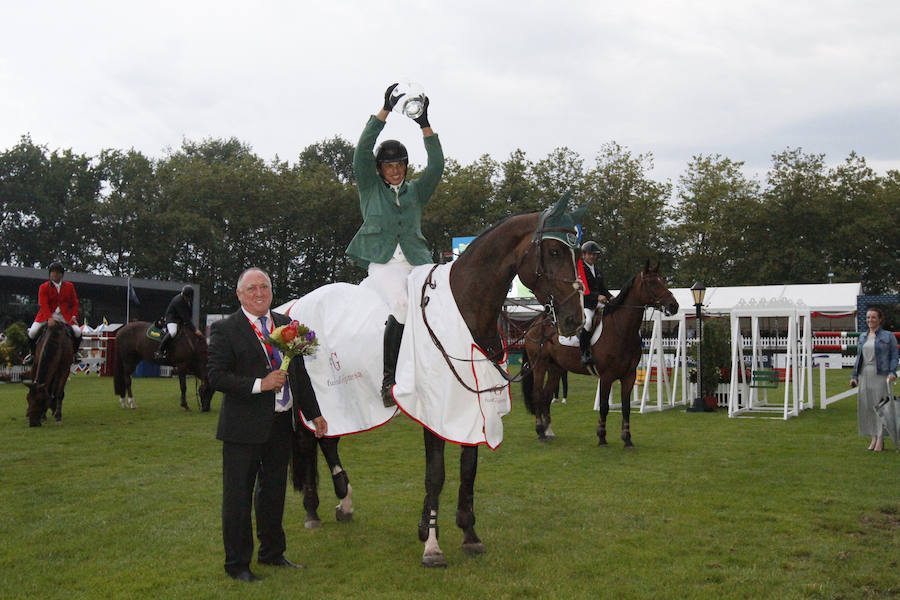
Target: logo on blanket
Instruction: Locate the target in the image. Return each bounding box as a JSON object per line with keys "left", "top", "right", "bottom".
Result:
{"left": 329, "top": 352, "right": 341, "bottom": 371}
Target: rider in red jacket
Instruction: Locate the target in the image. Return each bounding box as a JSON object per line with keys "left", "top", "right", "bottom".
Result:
{"left": 26, "top": 262, "right": 81, "bottom": 363}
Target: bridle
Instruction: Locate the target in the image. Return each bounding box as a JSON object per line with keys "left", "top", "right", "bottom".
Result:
{"left": 517, "top": 207, "right": 582, "bottom": 330}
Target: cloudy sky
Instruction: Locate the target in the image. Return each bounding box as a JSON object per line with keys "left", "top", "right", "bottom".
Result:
{"left": 2, "top": 1, "right": 898, "bottom": 187}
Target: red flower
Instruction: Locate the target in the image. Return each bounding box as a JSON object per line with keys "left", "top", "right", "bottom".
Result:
{"left": 281, "top": 323, "right": 298, "bottom": 343}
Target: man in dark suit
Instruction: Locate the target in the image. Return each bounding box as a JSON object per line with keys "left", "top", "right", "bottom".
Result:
{"left": 208, "top": 267, "right": 327, "bottom": 583}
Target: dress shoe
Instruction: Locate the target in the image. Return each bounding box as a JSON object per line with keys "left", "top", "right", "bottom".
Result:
{"left": 228, "top": 569, "right": 260, "bottom": 583}
{"left": 259, "top": 556, "right": 304, "bottom": 568}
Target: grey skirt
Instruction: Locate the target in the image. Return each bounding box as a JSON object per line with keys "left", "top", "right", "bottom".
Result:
{"left": 858, "top": 365, "right": 888, "bottom": 437}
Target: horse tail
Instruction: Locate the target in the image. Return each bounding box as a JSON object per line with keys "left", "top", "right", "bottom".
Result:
{"left": 521, "top": 357, "right": 537, "bottom": 415}
{"left": 290, "top": 424, "right": 319, "bottom": 492}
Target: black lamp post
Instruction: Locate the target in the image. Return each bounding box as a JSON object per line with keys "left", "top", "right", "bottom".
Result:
{"left": 687, "top": 281, "right": 707, "bottom": 412}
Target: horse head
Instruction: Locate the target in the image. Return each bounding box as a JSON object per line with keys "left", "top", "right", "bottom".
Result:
{"left": 635, "top": 261, "right": 679, "bottom": 316}
{"left": 516, "top": 193, "right": 587, "bottom": 337}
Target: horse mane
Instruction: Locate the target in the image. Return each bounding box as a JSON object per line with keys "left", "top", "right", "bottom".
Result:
{"left": 457, "top": 211, "right": 532, "bottom": 258}
{"left": 603, "top": 273, "right": 638, "bottom": 314}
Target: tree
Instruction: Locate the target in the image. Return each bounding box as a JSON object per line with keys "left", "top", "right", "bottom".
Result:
{"left": 297, "top": 136, "right": 356, "bottom": 184}
{"left": 756, "top": 148, "right": 833, "bottom": 284}
{"left": 0, "top": 136, "right": 102, "bottom": 270}
{"left": 670, "top": 154, "right": 762, "bottom": 287}
{"left": 581, "top": 142, "right": 673, "bottom": 287}
{"left": 95, "top": 149, "right": 157, "bottom": 276}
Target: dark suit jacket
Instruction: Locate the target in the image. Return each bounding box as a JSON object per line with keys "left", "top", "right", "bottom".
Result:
{"left": 578, "top": 259, "right": 613, "bottom": 311}
{"left": 209, "top": 309, "right": 322, "bottom": 444}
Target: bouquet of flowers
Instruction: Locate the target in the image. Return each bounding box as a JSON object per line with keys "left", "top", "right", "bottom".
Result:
{"left": 267, "top": 320, "right": 318, "bottom": 370}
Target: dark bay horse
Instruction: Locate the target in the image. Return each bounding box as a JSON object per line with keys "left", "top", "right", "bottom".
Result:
{"left": 25, "top": 318, "right": 74, "bottom": 427}
{"left": 522, "top": 262, "right": 679, "bottom": 446}
{"left": 290, "top": 199, "right": 585, "bottom": 567}
{"left": 113, "top": 321, "right": 214, "bottom": 411}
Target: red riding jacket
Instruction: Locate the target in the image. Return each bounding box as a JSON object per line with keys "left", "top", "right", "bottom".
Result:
{"left": 35, "top": 280, "right": 79, "bottom": 324}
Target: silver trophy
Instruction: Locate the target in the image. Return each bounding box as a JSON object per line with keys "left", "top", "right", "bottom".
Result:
{"left": 391, "top": 81, "right": 426, "bottom": 120}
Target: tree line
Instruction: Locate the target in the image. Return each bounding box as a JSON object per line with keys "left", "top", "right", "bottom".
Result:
{"left": 1, "top": 134, "right": 897, "bottom": 314}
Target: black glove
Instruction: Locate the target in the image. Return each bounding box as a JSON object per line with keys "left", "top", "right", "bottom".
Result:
{"left": 383, "top": 83, "right": 400, "bottom": 112}
{"left": 413, "top": 96, "right": 430, "bottom": 129}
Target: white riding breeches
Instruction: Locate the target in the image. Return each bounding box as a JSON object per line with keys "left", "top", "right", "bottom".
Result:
{"left": 166, "top": 322, "right": 179, "bottom": 336}
{"left": 28, "top": 319, "right": 80, "bottom": 339}
{"left": 361, "top": 246, "right": 413, "bottom": 324}
{"left": 583, "top": 307, "right": 596, "bottom": 332}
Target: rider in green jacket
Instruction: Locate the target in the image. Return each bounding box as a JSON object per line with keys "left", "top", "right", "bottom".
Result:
{"left": 347, "top": 83, "right": 444, "bottom": 407}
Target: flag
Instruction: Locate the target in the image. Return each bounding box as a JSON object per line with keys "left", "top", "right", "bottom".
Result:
{"left": 128, "top": 280, "right": 141, "bottom": 305}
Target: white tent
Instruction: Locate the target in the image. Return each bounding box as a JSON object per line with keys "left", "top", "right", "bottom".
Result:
{"left": 508, "top": 281, "right": 861, "bottom": 317}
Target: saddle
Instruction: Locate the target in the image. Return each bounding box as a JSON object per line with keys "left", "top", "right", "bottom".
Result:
{"left": 146, "top": 321, "right": 165, "bottom": 342}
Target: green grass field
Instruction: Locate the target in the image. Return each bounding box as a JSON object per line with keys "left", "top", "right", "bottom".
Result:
{"left": 1, "top": 370, "right": 897, "bottom": 599}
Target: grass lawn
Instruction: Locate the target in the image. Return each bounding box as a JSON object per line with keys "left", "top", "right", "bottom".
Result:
{"left": 1, "top": 369, "right": 897, "bottom": 600}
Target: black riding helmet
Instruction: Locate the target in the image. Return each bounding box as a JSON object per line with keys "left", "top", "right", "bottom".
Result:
{"left": 181, "top": 285, "right": 194, "bottom": 300}
{"left": 375, "top": 139, "right": 408, "bottom": 165}
{"left": 48, "top": 261, "right": 65, "bottom": 276}
{"left": 581, "top": 241, "right": 601, "bottom": 255}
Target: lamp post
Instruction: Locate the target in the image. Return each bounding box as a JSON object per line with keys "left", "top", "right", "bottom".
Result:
{"left": 687, "top": 281, "right": 707, "bottom": 412}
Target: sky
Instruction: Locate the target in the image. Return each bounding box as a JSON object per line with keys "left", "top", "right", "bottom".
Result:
{"left": 3, "top": 1, "right": 899, "bottom": 189}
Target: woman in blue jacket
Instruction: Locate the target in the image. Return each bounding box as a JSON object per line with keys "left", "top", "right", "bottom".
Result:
{"left": 850, "top": 307, "right": 898, "bottom": 452}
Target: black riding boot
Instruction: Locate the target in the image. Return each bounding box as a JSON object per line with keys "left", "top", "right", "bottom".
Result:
{"left": 579, "top": 329, "right": 594, "bottom": 366}
{"left": 381, "top": 316, "right": 405, "bottom": 407}
{"left": 24, "top": 336, "right": 37, "bottom": 364}
{"left": 72, "top": 335, "right": 82, "bottom": 363}
{"left": 154, "top": 332, "right": 171, "bottom": 361}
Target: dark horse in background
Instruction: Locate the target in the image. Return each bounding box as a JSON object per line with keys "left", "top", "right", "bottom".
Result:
{"left": 113, "top": 321, "right": 214, "bottom": 411}
{"left": 522, "top": 262, "right": 679, "bottom": 447}
{"left": 290, "top": 200, "right": 585, "bottom": 567}
{"left": 25, "top": 317, "right": 74, "bottom": 427}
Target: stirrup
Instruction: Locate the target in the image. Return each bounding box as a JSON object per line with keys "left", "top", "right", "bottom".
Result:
{"left": 23, "top": 354, "right": 33, "bottom": 365}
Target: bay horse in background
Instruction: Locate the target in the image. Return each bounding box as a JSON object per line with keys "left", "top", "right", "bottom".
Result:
{"left": 289, "top": 199, "right": 585, "bottom": 567}
{"left": 522, "top": 262, "right": 679, "bottom": 447}
{"left": 25, "top": 317, "right": 74, "bottom": 427}
{"left": 113, "top": 321, "right": 214, "bottom": 411}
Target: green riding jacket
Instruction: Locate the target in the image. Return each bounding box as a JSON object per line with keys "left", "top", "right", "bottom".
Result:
{"left": 346, "top": 115, "right": 444, "bottom": 270}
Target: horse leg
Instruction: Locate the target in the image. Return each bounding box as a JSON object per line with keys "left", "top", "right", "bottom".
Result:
{"left": 318, "top": 437, "right": 353, "bottom": 522}
{"left": 542, "top": 370, "right": 560, "bottom": 440}
{"left": 179, "top": 372, "right": 189, "bottom": 410}
{"left": 53, "top": 390, "right": 64, "bottom": 423}
{"left": 597, "top": 380, "right": 612, "bottom": 446}
{"left": 621, "top": 374, "right": 636, "bottom": 449}
{"left": 420, "top": 428, "right": 447, "bottom": 567}
{"left": 25, "top": 385, "right": 42, "bottom": 427}
{"left": 457, "top": 444, "right": 485, "bottom": 555}
{"left": 291, "top": 425, "right": 322, "bottom": 529}
{"left": 532, "top": 364, "right": 551, "bottom": 441}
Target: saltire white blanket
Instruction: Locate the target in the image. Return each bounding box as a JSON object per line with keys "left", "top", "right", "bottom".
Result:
{"left": 392, "top": 263, "right": 512, "bottom": 449}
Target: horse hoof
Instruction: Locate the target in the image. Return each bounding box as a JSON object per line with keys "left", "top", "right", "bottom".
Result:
{"left": 335, "top": 506, "right": 353, "bottom": 522}
{"left": 422, "top": 551, "right": 448, "bottom": 568}
{"left": 597, "top": 440, "right": 608, "bottom": 447}
{"left": 305, "top": 518, "right": 322, "bottom": 530}
{"left": 462, "top": 542, "right": 486, "bottom": 555}
{"left": 119, "top": 398, "right": 127, "bottom": 409}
